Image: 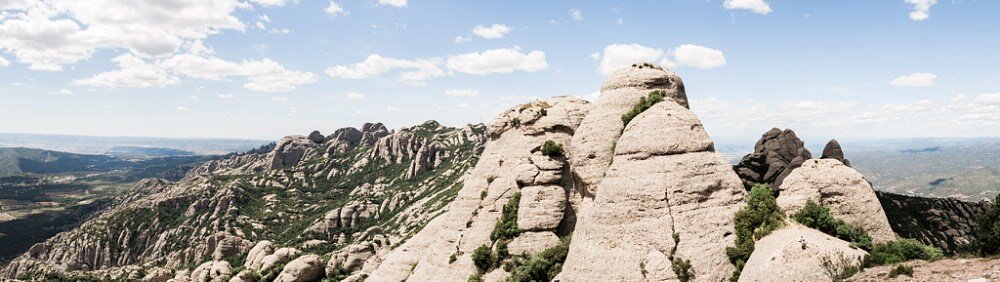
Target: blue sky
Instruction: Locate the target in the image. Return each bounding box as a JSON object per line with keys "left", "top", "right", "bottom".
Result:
{"left": 1, "top": 0, "right": 998, "bottom": 142}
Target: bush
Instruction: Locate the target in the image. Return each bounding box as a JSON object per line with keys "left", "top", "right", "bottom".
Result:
{"left": 975, "top": 193, "right": 1000, "bottom": 255}
{"left": 792, "top": 200, "right": 873, "bottom": 251}
{"left": 864, "top": 238, "right": 943, "bottom": 266}
{"left": 621, "top": 90, "right": 666, "bottom": 127}
{"left": 540, "top": 141, "right": 564, "bottom": 157}
{"left": 491, "top": 192, "right": 521, "bottom": 241}
{"left": 506, "top": 236, "right": 572, "bottom": 282}
{"left": 820, "top": 250, "right": 861, "bottom": 282}
{"left": 671, "top": 257, "right": 694, "bottom": 282}
{"left": 888, "top": 264, "right": 914, "bottom": 278}
{"left": 726, "top": 184, "right": 785, "bottom": 281}
{"left": 472, "top": 244, "right": 494, "bottom": 272}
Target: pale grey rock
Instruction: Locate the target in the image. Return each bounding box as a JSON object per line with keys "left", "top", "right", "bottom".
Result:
{"left": 245, "top": 240, "right": 275, "bottom": 271}
{"left": 259, "top": 247, "right": 300, "bottom": 274}
{"left": 739, "top": 223, "right": 867, "bottom": 282}
{"left": 228, "top": 270, "right": 253, "bottom": 282}
{"left": 517, "top": 185, "right": 567, "bottom": 232}
{"left": 779, "top": 159, "right": 897, "bottom": 244}
{"left": 268, "top": 136, "right": 315, "bottom": 170}
{"left": 508, "top": 231, "right": 561, "bottom": 256}
{"left": 514, "top": 163, "right": 539, "bottom": 187}
{"left": 190, "top": 261, "right": 231, "bottom": 282}
{"left": 143, "top": 267, "right": 173, "bottom": 282}
{"left": 274, "top": 254, "right": 324, "bottom": 282}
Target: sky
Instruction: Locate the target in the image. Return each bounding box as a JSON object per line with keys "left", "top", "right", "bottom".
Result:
{"left": 0, "top": 0, "right": 999, "bottom": 143}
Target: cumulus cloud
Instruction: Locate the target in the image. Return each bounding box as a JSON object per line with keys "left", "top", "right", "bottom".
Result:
{"left": 325, "top": 1, "right": 347, "bottom": 16}
{"left": 386, "top": 106, "right": 401, "bottom": 112}
{"left": 724, "top": 0, "right": 772, "bottom": 15}
{"left": 217, "top": 94, "right": 235, "bottom": 99}
{"left": 592, "top": 44, "right": 664, "bottom": 76}
{"left": 444, "top": 89, "right": 479, "bottom": 97}
{"left": 176, "top": 106, "right": 190, "bottom": 111}
{"left": 905, "top": 0, "right": 937, "bottom": 21}
{"left": 0, "top": 56, "right": 8, "bottom": 67}
{"left": 890, "top": 72, "right": 937, "bottom": 87}
{"left": 251, "top": 0, "right": 296, "bottom": 7}
{"left": 472, "top": 24, "right": 511, "bottom": 39}
{"left": 593, "top": 43, "right": 727, "bottom": 75}
{"left": 669, "top": 44, "right": 727, "bottom": 69}
{"left": 569, "top": 8, "right": 582, "bottom": 20}
{"left": 347, "top": 92, "right": 365, "bottom": 100}
{"left": 379, "top": 0, "right": 406, "bottom": 8}
{"left": 325, "top": 54, "right": 445, "bottom": 85}
{"left": 73, "top": 54, "right": 180, "bottom": 88}
{"left": 446, "top": 47, "right": 548, "bottom": 75}
{"left": 454, "top": 36, "right": 472, "bottom": 44}
{"left": 0, "top": 0, "right": 248, "bottom": 71}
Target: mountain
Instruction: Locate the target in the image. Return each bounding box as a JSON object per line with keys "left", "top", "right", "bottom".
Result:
{"left": 0, "top": 133, "right": 267, "bottom": 155}
{"left": 1, "top": 64, "right": 995, "bottom": 281}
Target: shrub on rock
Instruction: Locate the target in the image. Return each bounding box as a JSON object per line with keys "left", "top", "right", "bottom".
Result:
{"left": 792, "top": 200, "right": 873, "bottom": 251}
{"left": 864, "top": 239, "right": 943, "bottom": 267}
{"left": 726, "top": 184, "right": 785, "bottom": 281}
{"left": 974, "top": 194, "right": 1000, "bottom": 255}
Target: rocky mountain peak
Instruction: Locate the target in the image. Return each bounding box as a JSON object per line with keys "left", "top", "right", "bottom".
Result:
{"left": 600, "top": 62, "right": 687, "bottom": 108}
{"left": 821, "top": 138, "right": 851, "bottom": 166}
{"left": 733, "top": 127, "right": 812, "bottom": 190}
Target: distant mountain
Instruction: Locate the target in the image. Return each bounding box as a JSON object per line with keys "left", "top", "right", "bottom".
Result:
{"left": 0, "top": 147, "right": 118, "bottom": 177}
{"left": 0, "top": 133, "right": 267, "bottom": 155}
{"left": 106, "top": 146, "right": 196, "bottom": 158}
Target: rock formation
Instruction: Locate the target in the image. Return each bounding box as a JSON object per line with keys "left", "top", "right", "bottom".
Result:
{"left": 877, "top": 191, "right": 990, "bottom": 253}
{"left": 821, "top": 139, "right": 850, "bottom": 167}
{"left": 740, "top": 223, "right": 867, "bottom": 282}
{"left": 778, "top": 159, "right": 897, "bottom": 244}
{"left": 733, "top": 128, "right": 812, "bottom": 190}
{"left": 559, "top": 82, "right": 744, "bottom": 281}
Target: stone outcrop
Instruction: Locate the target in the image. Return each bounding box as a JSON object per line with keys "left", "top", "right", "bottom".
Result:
{"left": 367, "top": 96, "right": 590, "bottom": 281}
{"left": 559, "top": 97, "right": 745, "bottom": 281}
{"left": 268, "top": 135, "right": 316, "bottom": 170}
{"left": 733, "top": 128, "right": 812, "bottom": 190}
{"left": 308, "top": 130, "right": 325, "bottom": 144}
{"left": 569, "top": 63, "right": 687, "bottom": 199}
{"left": 821, "top": 139, "right": 850, "bottom": 167}
{"left": 274, "top": 254, "right": 324, "bottom": 282}
{"left": 877, "top": 191, "right": 990, "bottom": 253}
{"left": 779, "top": 159, "right": 897, "bottom": 244}
{"left": 739, "top": 223, "right": 867, "bottom": 282}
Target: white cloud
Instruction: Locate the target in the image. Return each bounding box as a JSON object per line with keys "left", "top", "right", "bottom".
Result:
{"left": 217, "top": 94, "right": 235, "bottom": 99}
{"left": 162, "top": 51, "right": 317, "bottom": 92}
{"left": 272, "top": 96, "right": 287, "bottom": 101}
{"left": 593, "top": 43, "right": 727, "bottom": 75}
{"left": 190, "top": 95, "right": 199, "bottom": 100}
{"left": 890, "top": 72, "right": 937, "bottom": 87}
{"left": 905, "top": 0, "right": 937, "bottom": 21}
{"left": 454, "top": 36, "right": 472, "bottom": 44}
{"left": 0, "top": 0, "right": 248, "bottom": 71}
{"left": 569, "top": 8, "right": 582, "bottom": 20}
{"left": 251, "top": 0, "right": 296, "bottom": 7}
{"left": 973, "top": 93, "right": 1000, "bottom": 105}
{"left": 446, "top": 47, "right": 549, "bottom": 75}
{"left": 472, "top": 24, "right": 511, "bottom": 39}
{"left": 724, "top": 0, "right": 772, "bottom": 15}
{"left": 669, "top": 44, "right": 727, "bottom": 69}
{"left": 378, "top": 0, "right": 406, "bottom": 8}
{"left": 347, "top": 92, "right": 365, "bottom": 100}
{"left": 0, "top": 56, "right": 8, "bottom": 67}
{"left": 325, "top": 1, "right": 347, "bottom": 16}
{"left": 325, "top": 54, "right": 445, "bottom": 85}
{"left": 73, "top": 54, "right": 180, "bottom": 88}
{"left": 259, "top": 15, "right": 271, "bottom": 23}
{"left": 386, "top": 106, "right": 401, "bottom": 112}
{"left": 54, "top": 89, "right": 74, "bottom": 95}
{"left": 176, "top": 106, "right": 190, "bottom": 111}
{"left": 593, "top": 44, "right": 664, "bottom": 76}
{"left": 444, "top": 89, "right": 479, "bottom": 97}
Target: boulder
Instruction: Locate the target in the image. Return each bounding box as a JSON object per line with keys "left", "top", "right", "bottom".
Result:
{"left": 190, "top": 261, "right": 231, "bottom": 282}
{"left": 274, "top": 254, "right": 325, "bottom": 282}
{"left": 142, "top": 267, "right": 172, "bottom": 282}
{"left": 325, "top": 127, "right": 363, "bottom": 154}
{"left": 508, "top": 231, "right": 561, "bottom": 256}
{"left": 733, "top": 128, "right": 812, "bottom": 190}
{"left": 259, "top": 247, "right": 300, "bottom": 274}
{"left": 307, "top": 130, "right": 325, "bottom": 144}
{"left": 559, "top": 101, "right": 745, "bottom": 282}
{"left": 739, "top": 224, "right": 867, "bottom": 282}
{"left": 268, "top": 136, "right": 315, "bottom": 170}
{"left": 778, "top": 159, "right": 896, "bottom": 244}
{"left": 821, "top": 139, "right": 850, "bottom": 167}
{"left": 245, "top": 240, "right": 274, "bottom": 271}
{"left": 569, "top": 63, "right": 687, "bottom": 199}
{"left": 360, "top": 123, "right": 391, "bottom": 146}
{"left": 517, "top": 185, "right": 567, "bottom": 231}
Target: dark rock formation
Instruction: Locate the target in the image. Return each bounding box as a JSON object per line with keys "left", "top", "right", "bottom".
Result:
{"left": 308, "top": 130, "right": 325, "bottom": 144}
{"left": 821, "top": 139, "right": 850, "bottom": 167}
{"left": 325, "top": 127, "right": 363, "bottom": 155}
{"left": 360, "top": 123, "right": 390, "bottom": 146}
{"left": 877, "top": 191, "right": 991, "bottom": 254}
{"left": 733, "top": 128, "right": 812, "bottom": 190}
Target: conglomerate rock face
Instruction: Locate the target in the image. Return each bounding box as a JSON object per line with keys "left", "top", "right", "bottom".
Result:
{"left": 733, "top": 128, "right": 812, "bottom": 190}
{"left": 877, "top": 191, "right": 991, "bottom": 253}
{"left": 778, "top": 159, "right": 897, "bottom": 244}
{"left": 739, "top": 223, "right": 868, "bottom": 282}
{"left": 558, "top": 95, "right": 745, "bottom": 282}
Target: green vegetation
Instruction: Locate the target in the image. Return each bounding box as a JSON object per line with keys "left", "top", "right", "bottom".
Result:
{"left": 491, "top": 192, "right": 521, "bottom": 242}
{"left": 671, "top": 257, "right": 693, "bottom": 282}
{"left": 621, "top": 90, "right": 666, "bottom": 127}
{"left": 792, "top": 200, "right": 873, "bottom": 251}
{"left": 820, "top": 251, "right": 861, "bottom": 282}
{"left": 506, "top": 236, "right": 572, "bottom": 282}
{"left": 540, "top": 141, "right": 564, "bottom": 157}
{"left": 726, "top": 184, "right": 785, "bottom": 282}
{"left": 888, "top": 264, "right": 914, "bottom": 278}
{"left": 863, "top": 239, "right": 943, "bottom": 267}
{"left": 472, "top": 244, "right": 495, "bottom": 272}
{"left": 974, "top": 193, "right": 1000, "bottom": 255}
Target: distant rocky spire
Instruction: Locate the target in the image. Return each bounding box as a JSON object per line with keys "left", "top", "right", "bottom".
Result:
{"left": 733, "top": 128, "right": 812, "bottom": 190}
{"left": 821, "top": 139, "right": 851, "bottom": 167}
